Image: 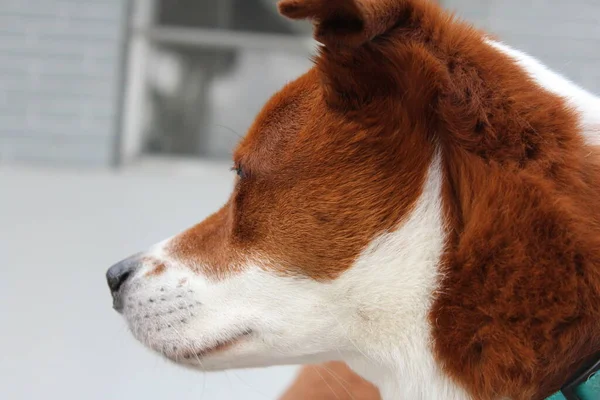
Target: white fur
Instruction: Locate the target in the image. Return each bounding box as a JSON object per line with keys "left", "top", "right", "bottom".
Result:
{"left": 120, "top": 154, "right": 469, "bottom": 400}
{"left": 339, "top": 154, "right": 468, "bottom": 399}
{"left": 487, "top": 40, "right": 600, "bottom": 146}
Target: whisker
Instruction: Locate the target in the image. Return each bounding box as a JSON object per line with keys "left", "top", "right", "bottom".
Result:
{"left": 323, "top": 305, "right": 376, "bottom": 365}
{"left": 215, "top": 124, "right": 244, "bottom": 139}
{"left": 231, "top": 371, "right": 273, "bottom": 399}
{"left": 312, "top": 366, "right": 342, "bottom": 400}
{"left": 320, "top": 364, "right": 357, "bottom": 400}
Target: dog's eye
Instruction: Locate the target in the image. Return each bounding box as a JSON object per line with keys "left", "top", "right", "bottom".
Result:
{"left": 231, "top": 164, "right": 246, "bottom": 179}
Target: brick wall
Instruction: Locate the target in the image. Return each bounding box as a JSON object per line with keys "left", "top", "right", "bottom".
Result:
{"left": 444, "top": 0, "right": 600, "bottom": 95}
{"left": 0, "top": 0, "right": 128, "bottom": 166}
{"left": 1, "top": 1, "right": 597, "bottom": 167}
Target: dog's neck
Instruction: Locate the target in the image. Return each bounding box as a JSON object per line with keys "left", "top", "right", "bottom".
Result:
{"left": 324, "top": 154, "right": 469, "bottom": 399}
{"left": 346, "top": 355, "right": 468, "bottom": 400}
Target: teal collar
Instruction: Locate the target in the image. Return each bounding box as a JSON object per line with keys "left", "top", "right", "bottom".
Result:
{"left": 546, "top": 353, "right": 600, "bottom": 400}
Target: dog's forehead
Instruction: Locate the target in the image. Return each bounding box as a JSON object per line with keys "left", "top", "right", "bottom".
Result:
{"left": 234, "top": 69, "right": 321, "bottom": 170}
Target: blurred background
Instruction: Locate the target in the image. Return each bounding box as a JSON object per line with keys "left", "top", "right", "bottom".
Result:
{"left": 0, "top": 0, "right": 598, "bottom": 399}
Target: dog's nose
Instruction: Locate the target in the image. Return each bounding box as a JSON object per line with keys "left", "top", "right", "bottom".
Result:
{"left": 106, "top": 254, "right": 141, "bottom": 312}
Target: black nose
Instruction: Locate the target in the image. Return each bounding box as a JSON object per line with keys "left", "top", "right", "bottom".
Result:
{"left": 106, "top": 254, "right": 141, "bottom": 312}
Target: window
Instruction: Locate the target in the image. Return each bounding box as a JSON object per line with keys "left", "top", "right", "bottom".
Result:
{"left": 122, "top": 0, "right": 315, "bottom": 162}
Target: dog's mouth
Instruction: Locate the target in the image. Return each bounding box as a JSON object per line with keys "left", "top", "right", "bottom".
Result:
{"left": 177, "top": 329, "right": 254, "bottom": 362}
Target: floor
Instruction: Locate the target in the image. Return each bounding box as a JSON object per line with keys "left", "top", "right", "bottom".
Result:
{"left": 0, "top": 159, "right": 299, "bottom": 400}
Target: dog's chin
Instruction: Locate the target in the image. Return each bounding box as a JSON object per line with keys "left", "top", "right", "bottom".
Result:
{"left": 183, "top": 350, "right": 337, "bottom": 372}
{"left": 159, "top": 331, "right": 261, "bottom": 370}
{"left": 130, "top": 323, "right": 337, "bottom": 372}
{"left": 127, "top": 323, "right": 263, "bottom": 370}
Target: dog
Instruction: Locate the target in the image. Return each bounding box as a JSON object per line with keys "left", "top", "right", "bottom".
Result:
{"left": 106, "top": 0, "right": 600, "bottom": 398}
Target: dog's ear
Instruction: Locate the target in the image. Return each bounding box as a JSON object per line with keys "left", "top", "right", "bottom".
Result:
{"left": 278, "top": 0, "right": 404, "bottom": 47}
{"left": 278, "top": 0, "right": 445, "bottom": 111}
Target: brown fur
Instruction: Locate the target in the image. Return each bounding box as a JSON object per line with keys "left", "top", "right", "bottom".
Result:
{"left": 167, "top": 68, "right": 432, "bottom": 281}
{"left": 279, "top": 1, "right": 600, "bottom": 397}
{"left": 164, "top": 0, "right": 600, "bottom": 398}
{"left": 145, "top": 263, "right": 166, "bottom": 277}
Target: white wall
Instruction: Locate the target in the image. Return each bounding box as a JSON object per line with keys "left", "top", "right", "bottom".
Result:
{"left": 444, "top": 0, "right": 600, "bottom": 95}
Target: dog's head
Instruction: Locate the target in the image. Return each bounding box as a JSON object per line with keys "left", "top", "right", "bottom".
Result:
{"left": 107, "top": 0, "right": 446, "bottom": 372}
{"left": 107, "top": 1, "right": 600, "bottom": 399}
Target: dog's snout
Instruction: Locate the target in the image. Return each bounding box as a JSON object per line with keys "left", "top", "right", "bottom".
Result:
{"left": 106, "top": 254, "right": 141, "bottom": 312}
